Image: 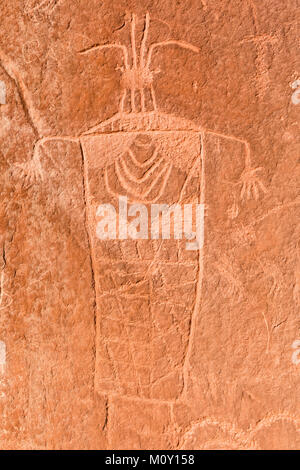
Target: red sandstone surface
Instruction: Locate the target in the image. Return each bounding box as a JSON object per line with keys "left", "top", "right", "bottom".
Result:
{"left": 0, "top": 0, "right": 299, "bottom": 450}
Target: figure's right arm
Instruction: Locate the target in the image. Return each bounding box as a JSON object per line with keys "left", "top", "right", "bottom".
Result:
{"left": 13, "top": 136, "right": 80, "bottom": 185}
{"left": 0, "top": 49, "right": 80, "bottom": 185}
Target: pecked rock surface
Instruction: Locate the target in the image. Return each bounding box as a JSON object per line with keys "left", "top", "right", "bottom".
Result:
{"left": 0, "top": 0, "right": 299, "bottom": 449}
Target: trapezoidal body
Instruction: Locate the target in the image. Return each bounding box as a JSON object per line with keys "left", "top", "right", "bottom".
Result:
{"left": 80, "top": 111, "right": 204, "bottom": 400}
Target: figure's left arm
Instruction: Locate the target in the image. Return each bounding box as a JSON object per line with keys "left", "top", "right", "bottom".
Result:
{"left": 206, "top": 129, "right": 267, "bottom": 201}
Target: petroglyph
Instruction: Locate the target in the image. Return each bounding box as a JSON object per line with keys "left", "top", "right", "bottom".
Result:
{"left": 0, "top": 49, "right": 44, "bottom": 138}
{"left": 242, "top": 35, "right": 277, "bottom": 98}
{"left": 214, "top": 254, "right": 244, "bottom": 303}
{"left": 0, "top": 0, "right": 299, "bottom": 451}
{"left": 243, "top": 1, "right": 278, "bottom": 98}
{"left": 205, "top": 129, "right": 267, "bottom": 203}
{"left": 239, "top": 166, "right": 268, "bottom": 201}
{"left": 180, "top": 413, "right": 300, "bottom": 450}
{"left": 80, "top": 12, "right": 199, "bottom": 114}
{"left": 105, "top": 143, "right": 173, "bottom": 204}
{"left": 261, "top": 310, "right": 271, "bottom": 353}
{"left": 5, "top": 13, "right": 266, "bottom": 401}
{"left": 227, "top": 197, "right": 239, "bottom": 220}
{"left": 180, "top": 417, "right": 260, "bottom": 450}
{"left": 4, "top": 12, "right": 267, "bottom": 401}
{"left": 259, "top": 260, "right": 285, "bottom": 299}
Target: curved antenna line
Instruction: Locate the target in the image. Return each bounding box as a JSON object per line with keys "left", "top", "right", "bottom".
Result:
{"left": 130, "top": 14, "right": 138, "bottom": 112}
{"left": 146, "top": 40, "right": 199, "bottom": 69}
{"left": 150, "top": 85, "right": 157, "bottom": 110}
{"left": 119, "top": 89, "right": 126, "bottom": 113}
{"left": 140, "top": 88, "right": 145, "bottom": 111}
{"left": 140, "top": 12, "right": 150, "bottom": 68}
{"left": 131, "top": 14, "right": 138, "bottom": 68}
{"left": 131, "top": 88, "right": 136, "bottom": 112}
{"left": 79, "top": 43, "right": 129, "bottom": 70}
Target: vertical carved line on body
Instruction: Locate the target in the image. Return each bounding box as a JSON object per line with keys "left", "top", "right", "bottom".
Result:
{"left": 182, "top": 131, "right": 205, "bottom": 396}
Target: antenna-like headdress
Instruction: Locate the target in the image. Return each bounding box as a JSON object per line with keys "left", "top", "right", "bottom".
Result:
{"left": 80, "top": 13, "right": 199, "bottom": 113}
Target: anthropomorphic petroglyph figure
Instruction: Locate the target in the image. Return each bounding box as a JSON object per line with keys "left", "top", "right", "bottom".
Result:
{"left": 1, "top": 13, "right": 267, "bottom": 400}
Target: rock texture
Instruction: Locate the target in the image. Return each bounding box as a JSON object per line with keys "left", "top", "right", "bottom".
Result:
{"left": 0, "top": 0, "right": 299, "bottom": 450}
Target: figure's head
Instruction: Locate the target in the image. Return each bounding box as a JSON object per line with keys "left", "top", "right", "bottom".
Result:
{"left": 80, "top": 12, "right": 199, "bottom": 113}
{"left": 121, "top": 66, "right": 154, "bottom": 91}
{"left": 134, "top": 133, "right": 152, "bottom": 148}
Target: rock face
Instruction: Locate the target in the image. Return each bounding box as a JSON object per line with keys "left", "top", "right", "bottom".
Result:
{"left": 0, "top": 0, "right": 299, "bottom": 450}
